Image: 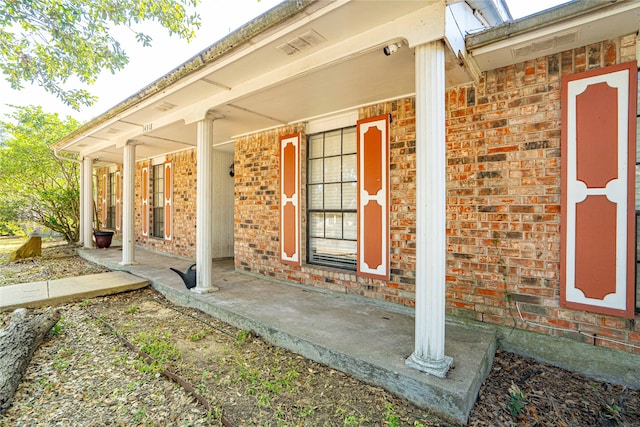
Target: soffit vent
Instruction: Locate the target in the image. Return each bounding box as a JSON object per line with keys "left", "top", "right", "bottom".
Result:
{"left": 106, "top": 128, "right": 121, "bottom": 134}
{"left": 276, "top": 30, "right": 326, "bottom": 56}
{"left": 511, "top": 31, "right": 578, "bottom": 59}
{"left": 154, "top": 101, "right": 178, "bottom": 112}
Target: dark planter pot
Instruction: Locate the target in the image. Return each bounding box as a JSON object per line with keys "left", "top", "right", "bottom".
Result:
{"left": 93, "top": 230, "right": 114, "bottom": 248}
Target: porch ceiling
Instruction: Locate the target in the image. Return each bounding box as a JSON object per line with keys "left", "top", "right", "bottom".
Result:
{"left": 60, "top": 0, "right": 473, "bottom": 165}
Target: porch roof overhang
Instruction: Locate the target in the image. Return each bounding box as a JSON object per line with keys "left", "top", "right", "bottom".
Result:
{"left": 466, "top": 0, "right": 640, "bottom": 72}
{"left": 53, "top": 0, "right": 505, "bottom": 165}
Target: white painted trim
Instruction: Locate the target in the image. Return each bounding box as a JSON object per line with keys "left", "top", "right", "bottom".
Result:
{"left": 212, "top": 141, "right": 234, "bottom": 150}
{"left": 306, "top": 110, "right": 357, "bottom": 135}
{"left": 564, "top": 68, "right": 630, "bottom": 310}
{"left": 151, "top": 155, "right": 167, "bottom": 166}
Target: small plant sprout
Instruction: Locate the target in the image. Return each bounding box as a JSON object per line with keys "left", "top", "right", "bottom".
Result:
{"left": 124, "top": 305, "right": 139, "bottom": 314}
{"left": 385, "top": 403, "right": 401, "bottom": 427}
{"left": 189, "top": 330, "right": 207, "bottom": 341}
{"left": 507, "top": 382, "right": 527, "bottom": 418}
{"left": 49, "top": 316, "right": 67, "bottom": 336}
{"left": 234, "top": 330, "right": 251, "bottom": 347}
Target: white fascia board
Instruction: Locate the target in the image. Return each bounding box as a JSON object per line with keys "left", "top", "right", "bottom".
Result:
{"left": 445, "top": 2, "right": 485, "bottom": 81}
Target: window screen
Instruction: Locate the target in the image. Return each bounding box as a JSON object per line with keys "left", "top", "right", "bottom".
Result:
{"left": 307, "top": 127, "right": 357, "bottom": 269}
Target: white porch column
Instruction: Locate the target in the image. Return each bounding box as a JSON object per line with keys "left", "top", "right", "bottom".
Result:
{"left": 82, "top": 156, "right": 94, "bottom": 248}
{"left": 406, "top": 40, "right": 453, "bottom": 378}
{"left": 120, "top": 141, "right": 137, "bottom": 265}
{"left": 193, "top": 114, "right": 218, "bottom": 293}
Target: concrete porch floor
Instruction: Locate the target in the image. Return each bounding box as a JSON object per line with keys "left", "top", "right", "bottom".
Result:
{"left": 78, "top": 246, "right": 496, "bottom": 425}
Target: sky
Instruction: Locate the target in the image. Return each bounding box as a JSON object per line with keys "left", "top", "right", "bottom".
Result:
{"left": 0, "top": 0, "right": 570, "bottom": 124}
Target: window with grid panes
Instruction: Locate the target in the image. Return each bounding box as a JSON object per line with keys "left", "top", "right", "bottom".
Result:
{"left": 106, "top": 172, "right": 116, "bottom": 229}
{"left": 152, "top": 164, "right": 164, "bottom": 238}
{"left": 307, "top": 127, "right": 357, "bottom": 269}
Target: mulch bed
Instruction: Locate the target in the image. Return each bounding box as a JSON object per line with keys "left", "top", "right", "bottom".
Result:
{"left": 0, "top": 243, "right": 638, "bottom": 426}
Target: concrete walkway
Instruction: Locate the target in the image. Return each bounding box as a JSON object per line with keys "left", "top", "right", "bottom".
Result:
{"left": 74, "top": 246, "right": 496, "bottom": 425}
{"left": 0, "top": 271, "right": 149, "bottom": 311}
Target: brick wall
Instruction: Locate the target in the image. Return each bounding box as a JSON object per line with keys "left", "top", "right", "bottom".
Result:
{"left": 234, "top": 99, "right": 420, "bottom": 305}
{"left": 234, "top": 125, "right": 305, "bottom": 281}
{"left": 445, "top": 34, "right": 639, "bottom": 352}
{"left": 133, "top": 150, "right": 197, "bottom": 258}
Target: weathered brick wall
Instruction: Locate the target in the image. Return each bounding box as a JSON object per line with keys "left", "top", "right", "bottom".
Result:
{"left": 234, "top": 99, "right": 419, "bottom": 305}
{"left": 234, "top": 125, "right": 305, "bottom": 280}
{"left": 133, "top": 150, "right": 197, "bottom": 258}
{"left": 446, "top": 34, "right": 639, "bottom": 352}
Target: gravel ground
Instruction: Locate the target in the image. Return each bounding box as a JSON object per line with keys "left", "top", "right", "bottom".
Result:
{"left": 0, "top": 242, "right": 108, "bottom": 287}
{"left": 0, "top": 242, "right": 639, "bottom": 426}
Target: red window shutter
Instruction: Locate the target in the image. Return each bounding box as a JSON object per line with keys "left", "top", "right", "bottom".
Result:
{"left": 141, "top": 166, "right": 149, "bottom": 238}
{"left": 280, "top": 133, "right": 300, "bottom": 265}
{"left": 101, "top": 173, "right": 108, "bottom": 228}
{"left": 561, "top": 62, "right": 637, "bottom": 318}
{"left": 115, "top": 171, "right": 121, "bottom": 231}
{"left": 164, "top": 161, "right": 173, "bottom": 241}
{"left": 357, "top": 115, "right": 389, "bottom": 279}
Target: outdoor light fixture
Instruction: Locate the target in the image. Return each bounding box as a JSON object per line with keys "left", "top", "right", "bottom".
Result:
{"left": 383, "top": 42, "right": 402, "bottom": 56}
{"left": 229, "top": 163, "right": 235, "bottom": 177}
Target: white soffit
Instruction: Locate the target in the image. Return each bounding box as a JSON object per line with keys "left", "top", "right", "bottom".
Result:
{"left": 469, "top": 2, "right": 640, "bottom": 71}
{"left": 63, "top": 0, "right": 446, "bottom": 160}
{"left": 230, "top": 44, "right": 416, "bottom": 126}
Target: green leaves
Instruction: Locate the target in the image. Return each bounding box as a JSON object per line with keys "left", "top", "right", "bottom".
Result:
{"left": 0, "top": 0, "right": 200, "bottom": 109}
{"left": 0, "top": 105, "right": 81, "bottom": 241}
